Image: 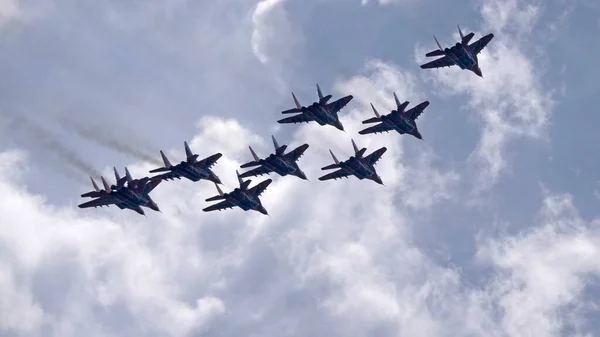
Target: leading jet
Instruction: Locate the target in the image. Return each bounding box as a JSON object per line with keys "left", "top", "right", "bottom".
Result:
{"left": 203, "top": 171, "right": 272, "bottom": 215}
{"left": 79, "top": 167, "right": 161, "bottom": 215}
{"left": 358, "top": 92, "right": 429, "bottom": 140}
{"left": 319, "top": 139, "right": 387, "bottom": 185}
{"left": 239, "top": 135, "right": 309, "bottom": 180}
{"left": 277, "top": 83, "right": 353, "bottom": 131}
{"left": 420, "top": 25, "right": 494, "bottom": 78}
{"left": 149, "top": 141, "right": 222, "bottom": 184}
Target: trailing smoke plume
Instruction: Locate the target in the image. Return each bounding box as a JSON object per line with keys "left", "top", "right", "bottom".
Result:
{"left": 4, "top": 114, "right": 102, "bottom": 181}
{"left": 59, "top": 118, "right": 162, "bottom": 166}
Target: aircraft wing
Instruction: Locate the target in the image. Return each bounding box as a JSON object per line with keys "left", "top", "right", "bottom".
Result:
{"left": 203, "top": 199, "right": 236, "bottom": 212}
{"left": 405, "top": 101, "right": 429, "bottom": 121}
{"left": 277, "top": 113, "right": 315, "bottom": 124}
{"left": 358, "top": 123, "right": 395, "bottom": 135}
{"left": 145, "top": 177, "right": 162, "bottom": 193}
{"left": 247, "top": 179, "right": 273, "bottom": 199}
{"left": 468, "top": 33, "right": 494, "bottom": 55}
{"left": 195, "top": 153, "right": 222, "bottom": 169}
{"left": 318, "top": 169, "right": 352, "bottom": 181}
{"left": 420, "top": 56, "right": 455, "bottom": 69}
{"left": 155, "top": 171, "right": 182, "bottom": 181}
{"left": 362, "top": 147, "right": 387, "bottom": 167}
{"left": 325, "top": 95, "right": 353, "bottom": 114}
{"left": 238, "top": 165, "right": 272, "bottom": 178}
{"left": 78, "top": 196, "right": 118, "bottom": 209}
{"left": 284, "top": 143, "right": 309, "bottom": 162}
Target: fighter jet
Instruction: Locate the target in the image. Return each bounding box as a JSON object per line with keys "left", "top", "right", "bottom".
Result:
{"left": 79, "top": 167, "right": 161, "bottom": 215}
{"left": 203, "top": 171, "right": 272, "bottom": 215}
{"left": 358, "top": 92, "right": 429, "bottom": 140}
{"left": 420, "top": 25, "right": 494, "bottom": 77}
{"left": 239, "top": 135, "right": 309, "bottom": 180}
{"left": 277, "top": 83, "right": 353, "bottom": 131}
{"left": 149, "top": 141, "right": 222, "bottom": 184}
{"left": 319, "top": 139, "right": 386, "bottom": 185}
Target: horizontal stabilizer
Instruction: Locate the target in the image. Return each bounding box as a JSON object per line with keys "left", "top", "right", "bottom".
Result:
{"left": 206, "top": 195, "right": 226, "bottom": 202}
{"left": 362, "top": 117, "right": 380, "bottom": 124}
{"left": 281, "top": 108, "right": 302, "bottom": 114}
{"left": 80, "top": 191, "right": 97, "bottom": 198}
{"left": 240, "top": 161, "right": 261, "bottom": 168}
{"left": 149, "top": 167, "right": 170, "bottom": 173}
{"left": 425, "top": 49, "right": 445, "bottom": 57}
{"left": 321, "top": 163, "right": 340, "bottom": 170}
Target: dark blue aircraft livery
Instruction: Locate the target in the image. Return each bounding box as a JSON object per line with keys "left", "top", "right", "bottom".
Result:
{"left": 79, "top": 167, "right": 161, "bottom": 216}
{"left": 150, "top": 141, "right": 222, "bottom": 184}
{"left": 359, "top": 92, "right": 429, "bottom": 140}
{"left": 319, "top": 139, "right": 387, "bottom": 185}
{"left": 239, "top": 135, "right": 309, "bottom": 180}
{"left": 203, "top": 171, "right": 272, "bottom": 215}
{"left": 277, "top": 83, "right": 353, "bottom": 131}
{"left": 420, "top": 25, "right": 494, "bottom": 78}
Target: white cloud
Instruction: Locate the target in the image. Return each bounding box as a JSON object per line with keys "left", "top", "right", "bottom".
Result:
{"left": 474, "top": 191, "right": 600, "bottom": 336}
{"left": 0, "top": 0, "right": 19, "bottom": 24}
{"left": 360, "top": 0, "right": 419, "bottom": 6}
{"left": 251, "top": 0, "right": 303, "bottom": 65}
{"left": 416, "top": 0, "right": 555, "bottom": 191}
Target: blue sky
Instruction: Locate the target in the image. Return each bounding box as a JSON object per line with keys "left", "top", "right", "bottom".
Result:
{"left": 1, "top": 0, "right": 599, "bottom": 336}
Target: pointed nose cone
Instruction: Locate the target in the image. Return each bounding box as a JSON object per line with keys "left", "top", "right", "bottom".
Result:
{"left": 134, "top": 207, "right": 145, "bottom": 216}
{"left": 256, "top": 204, "right": 269, "bottom": 215}
{"left": 333, "top": 120, "right": 344, "bottom": 131}
{"left": 472, "top": 65, "right": 483, "bottom": 77}
{"left": 210, "top": 173, "right": 222, "bottom": 184}
{"left": 372, "top": 175, "right": 383, "bottom": 185}
{"left": 413, "top": 130, "right": 423, "bottom": 140}
{"left": 296, "top": 170, "right": 308, "bottom": 180}
{"left": 149, "top": 202, "right": 160, "bottom": 212}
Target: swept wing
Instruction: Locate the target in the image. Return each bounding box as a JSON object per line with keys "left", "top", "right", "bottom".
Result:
{"left": 467, "top": 33, "right": 494, "bottom": 55}
{"left": 194, "top": 153, "right": 222, "bottom": 169}
{"left": 247, "top": 179, "right": 273, "bottom": 199}
{"left": 325, "top": 95, "right": 353, "bottom": 114}
{"left": 420, "top": 56, "right": 455, "bottom": 69}
{"left": 358, "top": 124, "right": 394, "bottom": 135}
{"left": 318, "top": 169, "right": 352, "bottom": 181}
{"left": 405, "top": 101, "right": 430, "bottom": 121}
{"left": 238, "top": 165, "right": 272, "bottom": 178}
{"left": 202, "top": 199, "right": 236, "bottom": 212}
{"left": 283, "top": 143, "right": 309, "bottom": 162}
{"left": 277, "top": 113, "right": 315, "bottom": 124}
{"left": 362, "top": 147, "right": 387, "bottom": 167}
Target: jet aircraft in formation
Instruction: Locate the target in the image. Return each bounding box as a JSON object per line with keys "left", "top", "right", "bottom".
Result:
{"left": 278, "top": 83, "right": 353, "bottom": 131}
{"left": 78, "top": 24, "right": 494, "bottom": 217}
{"left": 420, "top": 25, "right": 494, "bottom": 78}
{"left": 319, "top": 139, "right": 387, "bottom": 185}
{"left": 239, "top": 136, "right": 309, "bottom": 180}
{"left": 79, "top": 167, "right": 161, "bottom": 216}
{"left": 203, "top": 171, "right": 272, "bottom": 215}
{"left": 150, "top": 141, "right": 222, "bottom": 184}
{"left": 359, "top": 92, "right": 429, "bottom": 140}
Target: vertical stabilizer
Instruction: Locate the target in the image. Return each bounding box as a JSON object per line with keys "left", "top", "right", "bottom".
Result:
{"left": 184, "top": 141, "right": 194, "bottom": 159}
{"left": 370, "top": 103, "right": 381, "bottom": 118}
{"left": 434, "top": 36, "right": 443, "bottom": 50}
{"left": 292, "top": 93, "right": 302, "bottom": 109}
{"left": 101, "top": 176, "right": 111, "bottom": 191}
{"left": 237, "top": 170, "right": 251, "bottom": 190}
{"left": 317, "top": 83, "right": 323, "bottom": 100}
{"left": 393, "top": 92, "right": 402, "bottom": 109}
{"left": 329, "top": 150, "right": 340, "bottom": 165}
{"left": 215, "top": 183, "right": 224, "bottom": 196}
{"left": 272, "top": 135, "right": 287, "bottom": 155}
{"left": 272, "top": 135, "right": 280, "bottom": 150}
{"left": 249, "top": 146, "right": 260, "bottom": 161}
{"left": 351, "top": 139, "right": 360, "bottom": 154}
{"left": 458, "top": 25, "right": 464, "bottom": 40}
{"left": 124, "top": 167, "right": 133, "bottom": 182}
{"left": 113, "top": 167, "right": 121, "bottom": 182}
{"left": 91, "top": 177, "right": 100, "bottom": 192}
{"left": 160, "top": 151, "right": 172, "bottom": 168}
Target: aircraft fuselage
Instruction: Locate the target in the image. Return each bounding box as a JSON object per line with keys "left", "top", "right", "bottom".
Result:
{"left": 381, "top": 111, "right": 417, "bottom": 134}
{"left": 226, "top": 189, "right": 259, "bottom": 211}
{"left": 261, "top": 154, "right": 297, "bottom": 176}
{"left": 171, "top": 162, "right": 219, "bottom": 182}
{"left": 340, "top": 157, "right": 377, "bottom": 180}
{"left": 444, "top": 43, "right": 482, "bottom": 76}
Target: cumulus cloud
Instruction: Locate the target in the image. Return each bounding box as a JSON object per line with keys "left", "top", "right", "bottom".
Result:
{"left": 416, "top": 0, "right": 555, "bottom": 191}
{"left": 251, "top": 0, "right": 303, "bottom": 66}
